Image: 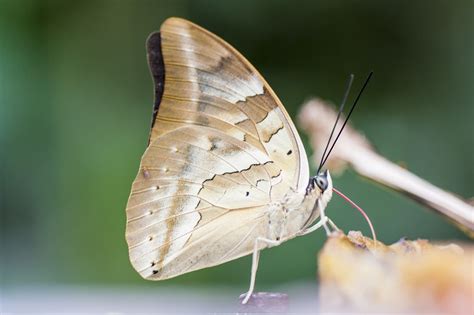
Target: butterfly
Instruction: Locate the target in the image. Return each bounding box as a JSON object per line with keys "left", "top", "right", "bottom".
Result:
{"left": 125, "top": 17, "right": 371, "bottom": 304}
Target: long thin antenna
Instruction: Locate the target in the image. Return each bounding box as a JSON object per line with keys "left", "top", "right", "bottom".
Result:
{"left": 320, "top": 71, "right": 373, "bottom": 168}
{"left": 317, "top": 74, "right": 354, "bottom": 174}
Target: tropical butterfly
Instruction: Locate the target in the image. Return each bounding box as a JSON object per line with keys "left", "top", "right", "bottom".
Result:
{"left": 125, "top": 17, "right": 371, "bottom": 304}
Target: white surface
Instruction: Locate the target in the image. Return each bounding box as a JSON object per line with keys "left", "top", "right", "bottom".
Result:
{"left": 2, "top": 283, "right": 320, "bottom": 314}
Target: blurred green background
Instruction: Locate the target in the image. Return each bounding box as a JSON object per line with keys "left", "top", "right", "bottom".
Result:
{"left": 2, "top": 0, "right": 472, "bottom": 291}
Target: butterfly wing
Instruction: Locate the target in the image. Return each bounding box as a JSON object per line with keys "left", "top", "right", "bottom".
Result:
{"left": 126, "top": 17, "right": 309, "bottom": 279}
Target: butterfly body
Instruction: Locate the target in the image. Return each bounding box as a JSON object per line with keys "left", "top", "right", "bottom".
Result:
{"left": 126, "top": 17, "right": 333, "bottom": 302}
{"left": 266, "top": 177, "right": 333, "bottom": 244}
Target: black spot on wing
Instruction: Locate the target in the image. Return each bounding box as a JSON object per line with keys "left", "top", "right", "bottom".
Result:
{"left": 214, "top": 55, "right": 233, "bottom": 72}
{"left": 147, "top": 32, "right": 165, "bottom": 146}
{"left": 210, "top": 139, "right": 220, "bottom": 151}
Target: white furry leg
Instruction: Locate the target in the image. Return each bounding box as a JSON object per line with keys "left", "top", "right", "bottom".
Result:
{"left": 327, "top": 217, "right": 340, "bottom": 232}
{"left": 319, "top": 207, "right": 332, "bottom": 236}
{"left": 297, "top": 215, "right": 329, "bottom": 236}
{"left": 242, "top": 237, "right": 280, "bottom": 304}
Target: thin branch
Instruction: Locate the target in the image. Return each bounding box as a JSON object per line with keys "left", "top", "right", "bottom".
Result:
{"left": 298, "top": 99, "right": 474, "bottom": 235}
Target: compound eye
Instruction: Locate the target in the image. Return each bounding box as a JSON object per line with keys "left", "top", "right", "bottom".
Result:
{"left": 315, "top": 176, "right": 328, "bottom": 191}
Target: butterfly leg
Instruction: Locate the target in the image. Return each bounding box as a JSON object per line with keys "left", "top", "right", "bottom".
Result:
{"left": 297, "top": 215, "right": 329, "bottom": 236}
{"left": 319, "top": 207, "right": 332, "bottom": 236}
{"left": 242, "top": 237, "right": 280, "bottom": 304}
{"left": 327, "top": 217, "right": 341, "bottom": 232}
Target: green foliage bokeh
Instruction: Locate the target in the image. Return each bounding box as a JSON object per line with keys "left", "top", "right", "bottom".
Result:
{"left": 2, "top": 0, "right": 472, "bottom": 290}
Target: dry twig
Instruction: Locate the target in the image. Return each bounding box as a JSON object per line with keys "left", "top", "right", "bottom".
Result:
{"left": 298, "top": 99, "right": 474, "bottom": 235}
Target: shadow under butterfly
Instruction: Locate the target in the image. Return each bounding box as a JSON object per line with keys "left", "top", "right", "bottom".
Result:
{"left": 125, "top": 17, "right": 374, "bottom": 304}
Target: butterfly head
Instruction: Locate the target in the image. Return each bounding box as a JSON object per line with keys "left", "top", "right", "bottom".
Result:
{"left": 314, "top": 170, "right": 331, "bottom": 191}
{"left": 308, "top": 170, "right": 333, "bottom": 203}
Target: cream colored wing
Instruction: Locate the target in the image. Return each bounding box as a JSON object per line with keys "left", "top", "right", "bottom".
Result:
{"left": 127, "top": 126, "right": 283, "bottom": 278}
{"left": 126, "top": 17, "right": 309, "bottom": 280}
{"left": 149, "top": 17, "right": 309, "bottom": 193}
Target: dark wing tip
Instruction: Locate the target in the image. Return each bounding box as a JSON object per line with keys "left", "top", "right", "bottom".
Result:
{"left": 146, "top": 32, "right": 165, "bottom": 142}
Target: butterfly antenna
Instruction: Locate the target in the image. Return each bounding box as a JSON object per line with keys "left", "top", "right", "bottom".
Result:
{"left": 333, "top": 187, "right": 377, "bottom": 244}
{"left": 317, "top": 74, "right": 354, "bottom": 174}
{"left": 320, "top": 71, "right": 373, "bottom": 168}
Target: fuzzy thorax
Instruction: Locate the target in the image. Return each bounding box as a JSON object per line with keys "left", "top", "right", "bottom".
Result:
{"left": 265, "top": 171, "right": 333, "bottom": 243}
